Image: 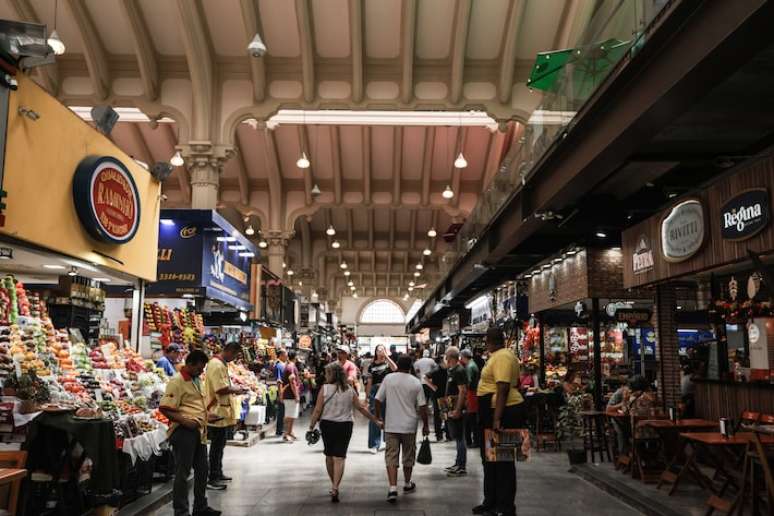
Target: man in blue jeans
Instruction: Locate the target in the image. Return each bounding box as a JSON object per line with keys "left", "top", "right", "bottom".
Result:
{"left": 274, "top": 350, "right": 287, "bottom": 436}
{"left": 443, "top": 346, "right": 469, "bottom": 477}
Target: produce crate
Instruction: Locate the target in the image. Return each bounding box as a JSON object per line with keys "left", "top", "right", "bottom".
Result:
{"left": 226, "top": 431, "right": 260, "bottom": 448}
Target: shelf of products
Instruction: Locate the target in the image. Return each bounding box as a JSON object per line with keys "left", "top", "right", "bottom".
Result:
{"left": 144, "top": 302, "right": 204, "bottom": 350}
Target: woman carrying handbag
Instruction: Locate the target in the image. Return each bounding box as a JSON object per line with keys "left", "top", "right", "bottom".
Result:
{"left": 308, "top": 362, "right": 382, "bottom": 502}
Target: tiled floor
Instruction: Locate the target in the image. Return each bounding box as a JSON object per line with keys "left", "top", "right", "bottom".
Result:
{"left": 148, "top": 414, "right": 642, "bottom": 516}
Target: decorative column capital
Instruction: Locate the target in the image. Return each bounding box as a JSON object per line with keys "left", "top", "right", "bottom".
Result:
{"left": 265, "top": 229, "right": 295, "bottom": 248}
{"left": 178, "top": 141, "right": 236, "bottom": 173}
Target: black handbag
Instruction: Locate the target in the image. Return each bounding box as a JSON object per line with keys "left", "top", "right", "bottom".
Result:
{"left": 416, "top": 437, "right": 432, "bottom": 465}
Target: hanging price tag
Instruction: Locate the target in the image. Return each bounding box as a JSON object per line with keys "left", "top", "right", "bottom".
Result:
{"left": 95, "top": 389, "right": 104, "bottom": 402}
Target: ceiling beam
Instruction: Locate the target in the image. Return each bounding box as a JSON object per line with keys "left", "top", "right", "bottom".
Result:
{"left": 347, "top": 208, "right": 354, "bottom": 249}
{"left": 367, "top": 209, "right": 374, "bottom": 248}
{"left": 240, "top": 0, "right": 266, "bottom": 102}
{"left": 299, "top": 125, "right": 314, "bottom": 206}
{"left": 400, "top": 0, "right": 417, "bottom": 104}
{"left": 65, "top": 0, "right": 110, "bottom": 100}
{"left": 163, "top": 124, "right": 191, "bottom": 203}
{"left": 119, "top": 0, "right": 158, "bottom": 100}
{"left": 498, "top": 0, "right": 527, "bottom": 104}
{"left": 409, "top": 210, "right": 417, "bottom": 249}
{"left": 295, "top": 0, "right": 315, "bottom": 103}
{"left": 450, "top": 0, "right": 472, "bottom": 104}
{"left": 263, "top": 128, "right": 284, "bottom": 228}
{"left": 389, "top": 209, "right": 395, "bottom": 248}
{"left": 362, "top": 126, "right": 371, "bottom": 204}
{"left": 421, "top": 127, "right": 435, "bottom": 206}
{"left": 9, "top": 0, "right": 59, "bottom": 94}
{"left": 234, "top": 132, "right": 251, "bottom": 206}
{"left": 175, "top": 0, "right": 215, "bottom": 140}
{"left": 331, "top": 127, "right": 343, "bottom": 204}
{"left": 350, "top": 0, "right": 364, "bottom": 103}
{"left": 451, "top": 127, "right": 467, "bottom": 208}
{"left": 392, "top": 126, "right": 403, "bottom": 206}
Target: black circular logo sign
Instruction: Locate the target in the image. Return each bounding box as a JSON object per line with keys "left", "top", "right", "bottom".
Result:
{"left": 720, "top": 188, "right": 769, "bottom": 241}
{"left": 72, "top": 156, "right": 141, "bottom": 244}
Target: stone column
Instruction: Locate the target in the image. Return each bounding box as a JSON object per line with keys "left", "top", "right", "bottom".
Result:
{"left": 180, "top": 142, "right": 235, "bottom": 210}
{"left": 265, "top": 230, "right": 293, "bottom": 278}
{"left": 655, "top": 284, "right": 681, "bottom": 410}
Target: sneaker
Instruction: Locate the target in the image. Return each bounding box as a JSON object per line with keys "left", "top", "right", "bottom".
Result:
{"left": 192, "top": 508, "right": 222, "bottom": 516}
{"left": 214, "top": 474, "right": 232, "bottom": 482}
{"left": 444, "top": 464, "right": 458, "bottom": 472}
{"left": 472, "top": 505, "right": 491, "bottom": 514}
{"left": 378, "top": 443, "right": 386, "bottom": 452}
{"left": 370, "top": 447, "right": 378, "bottom": 455}
{"left": 447, "top": 467, "right": 467, "bottom": 477}
{"left": 206, "top": 481, "right": 227, "bottom": 491}
{"left": 403, "top": 481, "right": 416, "bottom": 493}
{"left": 387, "top": 490, "right": 398, "bottom": 503}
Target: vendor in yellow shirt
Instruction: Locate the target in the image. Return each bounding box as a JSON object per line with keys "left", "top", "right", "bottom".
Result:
{"left": 204, "top": 341, "right": 248, "bottom": 489}
{"left": 474, "top": 327, "right": 526, "bottom": 516}
{"left": 159, "top": 350, "right": 222, "bottom": 516}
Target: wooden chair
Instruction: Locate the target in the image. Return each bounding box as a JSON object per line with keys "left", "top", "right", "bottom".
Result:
{"left": 631, "top": 414, "right": 668, "bottom": 483}
{"left": 758, "top": 414, "right": 774, "bottom": 425}
{"left": 736, "top": 411, "right": 761, "bottom": 432}
{"left": 0, "top": 451, "right": 27, "bottom": 516}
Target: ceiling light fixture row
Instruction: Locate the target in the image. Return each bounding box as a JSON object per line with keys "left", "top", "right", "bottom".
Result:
{"left": 522, "top": 246, "right": 583, "bottom": 279}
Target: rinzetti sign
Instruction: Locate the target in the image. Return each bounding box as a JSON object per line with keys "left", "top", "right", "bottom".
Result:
{"left": 72, "top": 156, "right": 141, "bottom": 244}
{"left": 661, "top": 200, "right": 705, "bottom": 262}
{"left": 720, "top": 189, "right": 769, "bottom": 241}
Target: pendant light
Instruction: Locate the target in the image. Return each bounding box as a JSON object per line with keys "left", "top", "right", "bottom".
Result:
{"left": 423, "top": 248, "right": 432, "bottom": 256}
{"left": 326, "top": 225, "right": 336, "bottom": 236}
{"left": 442, "top": 185, "right": 454, "bottom": 199}
{"left": 415, "top": 263, "right": 423, "bottom": 270}
{"left": 344, "top": 270, "right": 351, "bottom": 277}
{"left": 353, "top": 292, "right": 358, "bottom": 298}
{"left": 414, "top": 271, "right": 421, "bottom": 277}
{"left": 340, "top": 261, "right": 348, "bottom": 269}
{"left": 427, "top": 228, "right": 437, "bottom": 238}
{"left": 47, "top": 0, "right": 65, "bottom": 56}
{"left": 245, "top": 225, "right": 255, "bottom": 236}
{"left": 347, "top": 280, "right": 354, "bottom": 287}
{"left": 409, "top": 281, "right": 415, "bottom": 287}
{"left": 311, "top": 184, "right": 321, "bottom": 196}
{"left": 170, "top": 151, "right": 184, "bottom": 167}
{"left": 258, "top": 239, "right": 268, "bottom": 249}
{"left": 331, "top": 240, "right": 341, "bottom": 249}
{"left": 454, "top": 152, "right": 468, "bottom": 168}
{"left": 287, "top": 269, "right": 294, "bottom": 276}
{"left": 296, "top": 152, "right": 310, "bottom": 169}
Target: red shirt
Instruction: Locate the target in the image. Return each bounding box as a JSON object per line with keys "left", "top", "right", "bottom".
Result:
{"left": 340, "top": 360, "right": 358, "bottom": 382}
{"left": 282, "top": 362, "right": 301, "bottom": 400}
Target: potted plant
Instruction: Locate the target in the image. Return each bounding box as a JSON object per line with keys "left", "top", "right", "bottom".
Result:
{"left": 557, "top": 393, "right": 587, "bottom": 465}
{"left": 10, "top": 371, "right": 50, "bottom": 413}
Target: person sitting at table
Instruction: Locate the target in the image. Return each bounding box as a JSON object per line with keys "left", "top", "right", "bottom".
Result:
{"left": 606, "top": 384, "right": 630, "bottom": 454}
{"left": 626, "top": 376, "right": 663, "bottom": 472}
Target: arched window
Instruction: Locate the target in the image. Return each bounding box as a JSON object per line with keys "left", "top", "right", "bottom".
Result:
{"left": 359, "top": 299, "right": 406, "bottom": 324}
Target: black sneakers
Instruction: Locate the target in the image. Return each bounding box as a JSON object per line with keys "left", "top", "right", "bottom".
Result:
{"left": 387, "top": 490, "right": 398, "bottom": 503}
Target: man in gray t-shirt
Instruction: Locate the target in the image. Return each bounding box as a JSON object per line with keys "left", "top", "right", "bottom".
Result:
{"left": 375, "top": 355, "right": 429, "bottom": 504}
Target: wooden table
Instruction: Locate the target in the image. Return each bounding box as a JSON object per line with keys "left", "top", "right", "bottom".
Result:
{"left": 658, "top": 432, "right": 774, "bottom": 497}
{"left": 643, "top": 418, "right": 718, "bottom": 430}
{"left": 0, "top": 468, "right": 27, "bottom": 515}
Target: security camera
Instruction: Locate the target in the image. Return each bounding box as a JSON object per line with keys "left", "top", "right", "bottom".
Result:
{"left": 247, "top": 33, "right": 266, "bottom": 58}
{"left": 151, "top": 162, "right": 174, "bottom": 182}
{"left": 160, "top": 193, "right": 168, "bottom": 202}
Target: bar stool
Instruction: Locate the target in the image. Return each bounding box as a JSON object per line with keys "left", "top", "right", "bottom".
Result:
{"left": 580, "top": 410, "right": 611, "bottom": 463}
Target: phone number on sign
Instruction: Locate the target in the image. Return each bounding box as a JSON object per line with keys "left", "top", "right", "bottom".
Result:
{"left": 158, "top": 273, "right": 196, "bottom": 281}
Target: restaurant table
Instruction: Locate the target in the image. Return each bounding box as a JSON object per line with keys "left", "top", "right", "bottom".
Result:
{"left": 0, "top": 468, "right": 26, "bottom": 515}
{"left": 657, "top": 432, "right": 774, "bottom": 497}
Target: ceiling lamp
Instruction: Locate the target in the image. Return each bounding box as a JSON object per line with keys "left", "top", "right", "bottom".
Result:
{"left": 595, "top": 231, "right": 607, "bottom": 239}
{"left": 296, "top": 152, "right": 310, "bottom": 169}
{"left": 311, "top": 184, "right": 321, "bottom": 196}
{"left": 47, "top": 30, "right": 65, "bottom": 56}
{"left": 287, "top": 269, "right": 294, "bottom": 276}
{"left": 353, "top": 292, "right": 358, "bottom": 298}
{"left": 416, "top": 263, "right": 423, "bottom": 270}
{"left": 409, "top": 281, "right": 415, "bottom": 287}
{"left": 344, "top": 270, "right": 351, "bottom": 276}
{"left": 298, "top": 281, "right": 303, "bottom": 286}
{"left": 326, "top": 225, "right": 336, "bottom": 236}
{"left": 347, "top": 280, "right": 354, "bottom": 287}
{"left": 442, "top": 185, "right": 454, "bottom": 199}
{"left": 258, "top": 239, "right": 268, "bottom": 249}
{"left": 350, "top": 285, "right": 356, "bottom": 291}
{"left": 340, "top": 261, "right": 348, "bottom": 269}
{"left": 331, "top": 240, "right": 341, "bottom": 249}
{"left": 454, "top": 152, "right": 468, "bottom": 169}
{"left": 245, "top": 225, "right": 255, "bottom": 236}
{"left": 67, "top": 266, "right": 78, "bottom": 277}
{"left": 408, "top": 286, "right": 414, "bottom": 292}
{"left": 414, "top": 271, "right": 421, "bottom": 277}
{"left": 427, "top": 228, "right": 437, "bottom": 238}
{"left": 170, "top": 151, "right": 184, "bottom": 167}
{"left": 282, "top": 262, "right": 286, "bottom": 268}
{"left": 423, "top": 248, "right": 432, "bottom": 256}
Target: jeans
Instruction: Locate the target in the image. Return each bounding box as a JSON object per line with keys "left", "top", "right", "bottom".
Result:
{"left": 465, "top": 411, "right": 479, "bottom": 447}
{"left": 170, "top": 427, "right": 208, "bottom": 516}
{"left": 478, "top": 395, "right": 527, "bottom": 516}
{"left": 448, "top": 417, "right": 467, "bottom": 468}
{"left": 368, "top": 384, "right": 384, "bottom": 449}
{"left": 275, "top": 399, "right": 285, "bottom": 435}
{"left": 207, "top": 425, "right": 229, "bottom": 479}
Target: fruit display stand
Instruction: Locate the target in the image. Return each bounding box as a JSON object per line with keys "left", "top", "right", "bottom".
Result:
{"left": 144, "top": 302, "right": 204, "bottom": 352}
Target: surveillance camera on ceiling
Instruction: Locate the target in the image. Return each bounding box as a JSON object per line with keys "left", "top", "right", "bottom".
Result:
{"left": 247, "top": 33, "right": 267, "bottom": 58}
{"left": 91, "top": 105, "right": 119, "bottom": 136}
{"left": 151, "top": 162, "right": 174, "bottom": 182}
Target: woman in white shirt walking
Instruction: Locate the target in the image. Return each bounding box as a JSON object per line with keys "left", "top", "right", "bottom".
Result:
{"left": 308, "top": 362, "right": 382, "bottom": 502}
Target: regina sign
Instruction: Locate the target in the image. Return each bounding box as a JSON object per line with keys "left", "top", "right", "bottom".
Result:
{"left": 720, "top": 189, "right": 769, "bottom": 241}
{"left": 661, "top": 200, "right": 705, "bottom": 262}
{"left": 72, "top": 156, "right": 141, "bottom": 244}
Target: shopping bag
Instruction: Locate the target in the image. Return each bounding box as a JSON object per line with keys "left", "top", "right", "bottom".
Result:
{"left": 416, "top": 437, "right": 432, "bottom": 465}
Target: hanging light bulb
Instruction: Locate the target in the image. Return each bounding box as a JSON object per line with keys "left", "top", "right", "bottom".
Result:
{"left": 340, "top": 261, "right": 348, "bottom": 269}
{"left": 170, "top": 151, "right": 184, "bottom": 167}
{"left": 296, "top": 151, "right": 310, "bottom": 169}
{"left": 409, "top": 281, "right": 415, "bottom": 287}
{"left": 442, "top": 185, "right": 454, "bottom": 199}
{"left": 454, "top": 152, "right": 468, "bottom": 168}
{"left": 331, "top": 240, "right": 341, "bottom": 249}
{"left": 416, "top": 263, "right": 423, "bottom": 270}
{"left": 408, "top": 286, "right": 414, "bottom": 292}
{"left": 47, "top": 29, "right": 66, "bottom": 56}
{"left": 287, "top": 269, "right": 294, "bottom": 276}
{"left": 344, "top": 270, "right": 351, "bottom": 276}
{"left": 311, "top": 184, "right": 321, "bottom": 196}
{"left": 350, "top": 285, "right": 356, "bottom": 291}
{"left": 282, "top": 262, "right": 286, "bottom": 268}
{"left": 245, "top": 225, "right": 255, "bottom": 236}
{"left": 258, "top": 239, "right": 268, "bottom": 249}
{"left": 347, "top": 280, "right": 354, "bottom": 287}
{"left": 414, "top": 271, "right": 421, "bottom": 277}
{"left": 423, "top": 248, "right": 432, "bottom": 256}
{"left": 326, "top": 225, "right": 336, "bottom": 236}
{"left": 427, "top": 228, "right": 437, "bottom": 238}
{"left": 353, "top": 292, "right": 358, "bottom": 298}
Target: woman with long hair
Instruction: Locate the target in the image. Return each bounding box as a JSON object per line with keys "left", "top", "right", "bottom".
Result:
{"left": 308, "top": 362, "right": 382, "bottom": 502}
{"left": 365, "top": 344, "right": 397, "bottom": 453}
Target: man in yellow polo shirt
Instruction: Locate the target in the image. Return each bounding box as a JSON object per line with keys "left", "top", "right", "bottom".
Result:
{"left": 204, "top": 342, "right": 248, "bottom": 488}
{"left": 473, "top": 327, "right": 526, "bottom": 516}
{"left": 160, "top": 350, "right": 222, "bottom": 516}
